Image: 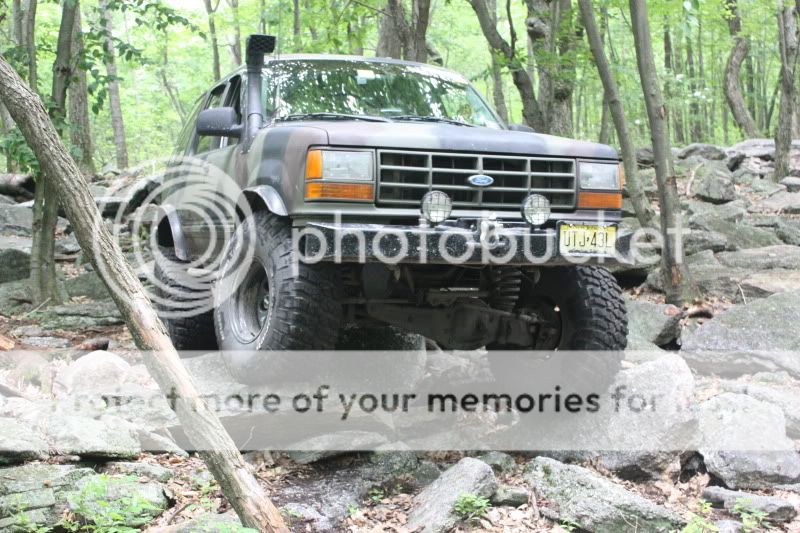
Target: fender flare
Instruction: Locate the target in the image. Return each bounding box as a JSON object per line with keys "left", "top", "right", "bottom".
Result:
{"left": 239, "top": 185, "right": 288, "bottom": 217}
{"left": 155, "top": 205, "right": 191, "bottom": 261}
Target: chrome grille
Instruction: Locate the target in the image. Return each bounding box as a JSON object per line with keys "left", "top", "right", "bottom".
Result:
{"left": 377, "top": 150, "right": 576, "bottom": 210}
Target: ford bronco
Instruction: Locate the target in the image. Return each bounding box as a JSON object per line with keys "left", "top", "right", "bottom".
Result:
{"left": 154, "top": 34, "right": 630, "bottom": 386}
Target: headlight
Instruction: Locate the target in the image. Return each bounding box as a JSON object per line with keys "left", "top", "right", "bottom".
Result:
{"left": 306, "top": 150, "right": 373, "bottom": 181}
{"left": 579, "top": 162, "right": 621, "bottom": 190}
{"left": 421, "top": 191, "right": 452, "bottom": 224}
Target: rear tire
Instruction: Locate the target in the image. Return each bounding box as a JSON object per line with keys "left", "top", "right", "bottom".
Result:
{"left": 489, "top": 265, "right": 627, "bottom": 392}
{"left": 214, "top": 211, "right": 341, "bottom": 384}
{"left": 153, "top": 246, "right": 218, "bottom": 353}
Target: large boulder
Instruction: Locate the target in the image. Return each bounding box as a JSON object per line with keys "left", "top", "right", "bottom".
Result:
{"left": 0, "top": 417, "right": 48, "bottom": 465}
{"left": 625, "top": 297, "right": 682, "bottom": 347}
{"left": 0, "top": 248, "right": 30, "bottom": 284}
{"left": 683, "top": 230, "right": 728, "bottom": 255}
{"left": 45, "top": 414, "right": 141, "bottom": 459}
{"left": 739, "top": 270, "right": 800, "bottom": 300}
{"left": 755, "top": 191, "right": 800, "bottom": 214}
{"left": 0, "top": 204, "right": 32, "bottom": 236}
{"left": 65, "top": 474, "right": 169, "bottom": 527}
{"left": 693, "top": 168, "right": 736, "bottom": 204}
{"left": 721, "top": 378, "right": 800, "bottom": 438}
{"left": 56, "top": 350, "right": 131, "bottom": 396}
{"left": 678, "top": 143, "right": 727, "bottom": 161}
{"left": 698, "top": 393, "right": 800, "bottom": 489}
{"left": 64, "top": 271, "right": 110, "bottom": 300}
{"left": 33, "top": 302, "right": 124, "bottom": 329}
{"left": 716, "top": 245, "right": 800, "bottom": 270}
{"left": 636, "top": 146, "right": 654, "bottom": 168}
{"left": 682, "top": 291, "right": 800, "bottom": 377}
{"left": 781, "top": 176, "right": 800, "bottom": 192}
{"left": 703, "top": 486, "right": 797, "bottom": 523}
{"left": 728, "top": 138, "right": 778, "bottom": 159}
{"left": 407, "top": 458, "right": 498, "bottom": 533}
{"left": 525, "top": 457, "right": 684, "bottom": 533}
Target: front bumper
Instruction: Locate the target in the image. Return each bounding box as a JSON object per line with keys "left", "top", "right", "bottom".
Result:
{"left": 301, "top": 220, "right": 635, "bottom": 266}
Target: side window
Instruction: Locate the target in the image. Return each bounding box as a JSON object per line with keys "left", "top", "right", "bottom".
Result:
{"left": 194, "top": 84, "right": 225, "bottom": 154}
{"left": 222, "top": 75, "right": 243, "bottom": 148}
{"left": 174, "top": 97, "right": 203, "bottom": 156}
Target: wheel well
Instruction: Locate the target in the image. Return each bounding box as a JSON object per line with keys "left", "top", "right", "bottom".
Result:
{"left": 237, "top": 190, "right": 269, "bottom": 220}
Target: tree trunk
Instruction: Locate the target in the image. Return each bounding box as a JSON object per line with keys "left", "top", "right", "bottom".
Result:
{"left": 0, "top": 102, "right": 16, "bottom": 173}
{"left": 23, "top": 0, "right": 37, "bottom": 91}
{"left": 376, "top": 0, "right": 406, "bottom": 59}
{"left": 775, "top": 3, "right": 798, "bottom": 182}
{"left": 68, "top": 7, "right": 96, "bottom": 176}
{"left": 578, "top": 0, "right": 654, "bottom": 229}
{"left": 723, "top": 0, "right": 758, "bottom": 138}
{"left": 292, "top": 0, "right": 301, "bottom": 47}
{"left": 685, "top": 34, "right": 701, "bottom": 143}
{"left": 408, "top": 0, "right": 431, "bottom": 62}
{"left": 203, "top": 0, "right": 222, "bottom": 81}
{"left": 159, "top": 33, "right": 187, "bottom": 121}
{"left": 259, "top": 0, "right": 267, "bottom": 33}
{"left": 227, "top": 0, "right": 242, "bottom": 65}
{"left": 629, "top": 0, "right": 690, "bottom": 305}
{"left": 599, "top": 100, "right": 611, "bottom": 144}
{"left": 487, "top": 0, "right": 508, "bottom": 122}
{"left": 100, "top": 0, "right": 129, "bottom": 170}
{"left": 0, "top": 55, "right": 290, "bottom": 533}
{"left": 468, "top": 0, "right": 545, "bottom": 130}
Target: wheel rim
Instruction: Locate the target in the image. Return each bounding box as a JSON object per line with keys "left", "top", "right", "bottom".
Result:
{"left": 231, "top": 259, "right": 272, "bottom": 344}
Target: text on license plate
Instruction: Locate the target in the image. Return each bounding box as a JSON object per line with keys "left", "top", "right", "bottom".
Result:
{"left": 559, "top": 224, "right": 617, "bottom": 256}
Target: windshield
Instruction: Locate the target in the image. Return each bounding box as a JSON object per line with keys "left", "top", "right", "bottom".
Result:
{"left": 263, "top": 59, "right": 504, "bottom": 129}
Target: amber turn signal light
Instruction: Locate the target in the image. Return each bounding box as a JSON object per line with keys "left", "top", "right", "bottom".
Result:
{"left": 305, "top": 182, "right": 374, "bottom": 201}
{"left": 305, "top": 150, "right": 323, "bottom": 179}
{"left": 578, "top": 191, "right": 623, "bottom": 209}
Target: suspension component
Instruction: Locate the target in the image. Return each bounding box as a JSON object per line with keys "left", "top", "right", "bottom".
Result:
{"left": 487, "top": 267, "right": 523, "bottom": 313}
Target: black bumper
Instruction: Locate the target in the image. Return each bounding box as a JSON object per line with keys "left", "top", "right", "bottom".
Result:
{"left": 300, "top": 221, "right": 635, "bottom": 266}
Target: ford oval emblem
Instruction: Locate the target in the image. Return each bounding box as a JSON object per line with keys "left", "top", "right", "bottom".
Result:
{"left": 468, "top": 174, "right": 494, "bottom": 188}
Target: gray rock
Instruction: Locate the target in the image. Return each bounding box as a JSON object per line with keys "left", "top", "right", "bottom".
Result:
{"left": 781, "top": 176, "right": 800, "bottom": 192}
{"left": 739, "top": 270, "right": 800, "bottom": 301}
{"left": 100, "top": 462, "right": 173, "bottom": 482}
{"left": 728, "top": 138, "right": 778, "bottom": 159}
{"left": 95, "top": 196, "right": 125, "bottom": 217}
{"left": 750, "top": 216, "right": 800, "bottom": 246}
{"left": 748, "top": 178, "right": 786, "bottom": 196}
{"left": 0, "top": 195, "right": 15, "bottom": 205}
{"left": 284, "top": 431, "right": 390, "bottom": 464}
{"left": 648, "top": 263, "right": 749, "bottom": 301}
{"left": 678, "top": 143, "right": 727, "bottom": 161}
{"left": 21, "top": 336, "right": 70, "bottom": 348}
{"left": 0, "top": 204, "right": 32, "bottom": 236}
{"left": 56, "top": 350, "right": 131, "bottom": 396}
{"left": 717, "top": 245, "right": 800, "bottom": 270}
{"left": 67, "top": 474, "right": 168, "bottom": 527}
{"left": 684, "top": 230, "right": 728, "bottom": 255}
{"left": 702, "top": 485, "right": 797, "bottom": 523}
{"left": 636, "top": 147, "right": 654, "bottom": 168}
{"left": 715, "top": 520, "right": 744, "bottom": 533}
{"left": 693, "top": 166, "right": 736, "bottom": 204}
{"left": 755, "top": 191, "right": 800, "bottom": 213}
{"left": 157, "top": 512, "right": 242, "bottom": 533}
{"left": 525, "top": 457, "right": 684, "bottom": 532}
{"left": 732, "top": 167, "right": 760, "bottom": 185}
{"left": 688, "top": 201, "right": 748, "bottom": 230}
{"left": 33, "top": 302, "right": 124, "bottom": 329}
{"left": 477, "top": 451, "right": 516, "bottom": 474}
{"left": 0, "top": 248, "right": 29, "bottom": 284}
{"left": 64, "top": 271, "right": 110, "bottom": 300}
{"left": 721, "top": 380, "right": 800, "bottom": 438}
{"left": 407, "top": 458, "right": 498, "bottom": 533}
{"left": 625, "top": 297, "right": 683, "bottom": 347}
{"left": 491, "top": 485, "right": 528, "bottom": 507}
{"left": 46, "top": 414, "right": 141, "bottom": 459}
{"left": 698, "top": 393, "right": 800, "bottom": 489}
{"left": 0, "top": 417, "right": 48, "bottom": 465}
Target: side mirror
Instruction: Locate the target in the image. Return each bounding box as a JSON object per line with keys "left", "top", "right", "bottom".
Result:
{"left": 196, "top": 107, "right": 242, "bottom": 138}
{"left": 508, "top": 124, "right": 536, "bottom": 133}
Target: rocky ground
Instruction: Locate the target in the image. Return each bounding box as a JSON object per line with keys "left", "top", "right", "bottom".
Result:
{"left": 1, "top": 140, "right": 800, "bottom": 532}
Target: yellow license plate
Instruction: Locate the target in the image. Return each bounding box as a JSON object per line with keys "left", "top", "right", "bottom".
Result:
{"left": 559, "top": 224, "right": 617, "bottom": 256}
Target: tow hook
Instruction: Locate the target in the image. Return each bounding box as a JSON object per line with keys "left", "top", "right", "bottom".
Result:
{"left": 479, "top": 217, "right": 507, "bottom": 251}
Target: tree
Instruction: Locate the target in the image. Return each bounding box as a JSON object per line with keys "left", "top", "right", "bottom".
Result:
{"left": 577, "top": 0, "right": 654, "bottom": 229}
{"left": 376, "top": 0, "right": 432, "bottom": 63}
{"left": 467, "top": 0, "right": 545, "bottom": 130}
{"left": 99, "top": 0, "right": 128, "bottom": 170}
{"left": 67, "top": 5, "right": 96, "bottom": 176}
{"left": 0, "top": 54, "right": 290, "bottom": 533}
{"left": 227, "top": 0, "right": 242, "bottom": 65}
{"left": 723, "top": 0, "right": 759, "bottom": 138}
{"left": 775, "top": 1, "right": 797, "bottom": 182}
{"left": 629, "top": 0, "right": 690, "bottom": 306}
{"left": 203, "top": 0, "right": 222, "bottom": 80}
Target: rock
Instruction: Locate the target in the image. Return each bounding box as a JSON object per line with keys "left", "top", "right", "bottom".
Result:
{"left": 755, "top": 191, "right": 800, "bottom": 213}
{"left": 95, "top": 196, "right": 125, "bottom": 217}
{"left": 0, "top": 417, "right": 48, "bottom": 465}
{"left": 407, "top": 458, "right": 498, "bottom": 533}
{"left": 0, "top": 248, "right": 30, "bottom": 284}
{"left": 21, "top": 336, "right": 70, "bottom": 348}
{"left": 67, "top": 474, "right": 168, "bottom": 527}
{"left": 64, "top": 271, "right": 110, "bottom": 300}
{"left": 750, "top": 215, "right": 800, "bottom": 246}
{"left": 739, "top": 270, "right": 800, "bottom": 300}
{"left": 682, "top": 291, "right": 800, "bottom": 375}
{"left": 56, "top": 350, "right": 131, "bottom": 396}
{"left": 158, "top": 512, "right": 242, "bottom": 532}
{"left": 33, "top": 302, "right": 124, "bottom": 329}
{"left": 648, "top": 263, "right": 749, "bottom": 301}
{"left": 491, "top": 485, "right": 528, "bottom": 507}
{"left": 728, "top": 138, "right": 777, "bottom": 159}
{"left": 477, "top": 451, "right": 516, "bottom": 474}
{"left": 702, "top": 486, "right": 797, "bottom": 523}
{"left": 721, "top": 380, "right": 800, "bottom": 438}
{"left": 284, "top": 431, "right": 390, "bottom": 464}
{"left": 715, "top": 519, "right": 744, "bottom": 533}
{"left": 684, "top": 230, "right": 728, "bottom": 255}
{"left": 781, "top": 176, "right": 800, "bottom": 192}
{"left": 525, "top": 457, "right": 684, "bottom": 532}
{"left": 636, "top": 146, "right": 654, "bottom": 167}
{"left": 678, "top": 143, "right": 727, "bottom": 161}
{"left": 625, "top": 297, "right": 682, "bottom": 347}
{"left": 732, "top": 167, "right": 760, "bottom": 185}
{"left": 748, "top": 178, "right": 785, "bottom": 196}
{"left": 46, "top": 414, "right": 141, "bottom": 459}
{"left": 717, "top": 245, "right": 800, "bottom": 270}
{"left": 688, "top": 200, "right": 747, "bottom": 230}
{"left": 100, "top": 461, "right": 173, "bottom": 482}
{"left": 726, "top": 151, "right": 746, "bottom": 171}
{"left": 694, "top": 169, "right": 736, "bottom": 204}
{"left": 698, "top": 393, "right": 800, "bottom": 489}
{"left": 0, "top": 204, "right": 32, "bottom": 236}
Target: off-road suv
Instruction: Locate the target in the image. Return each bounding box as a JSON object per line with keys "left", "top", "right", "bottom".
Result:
{"left": 154, "top": 35, "right": 630, "bottom": 386}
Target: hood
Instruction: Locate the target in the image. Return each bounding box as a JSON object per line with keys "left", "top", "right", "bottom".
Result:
{"left": 292, "top": 121, "right": 618, "bottom": 160}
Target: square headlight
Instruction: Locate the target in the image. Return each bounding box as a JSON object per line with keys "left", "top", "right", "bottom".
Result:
{"left": 306, "top": 150, "right": 374, "bottom": 181}
{"left": 579, "top": 162, "right": 621, "bottom": 190}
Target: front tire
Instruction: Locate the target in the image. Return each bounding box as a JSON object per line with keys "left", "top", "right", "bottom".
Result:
{"left": 214, "top": 211, "right": 341, "bottom": 384}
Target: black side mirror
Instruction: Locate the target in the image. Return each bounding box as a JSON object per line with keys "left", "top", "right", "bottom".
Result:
{"left": 508, "top": 124, "right": 536, "bottom": 133}
{"left": 196, "top": 107, "right": 242, "bottom": 138}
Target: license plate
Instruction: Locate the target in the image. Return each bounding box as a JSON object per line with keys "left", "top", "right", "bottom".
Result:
{"left": 559, "top": 224, "right": 617, "bottom": 256}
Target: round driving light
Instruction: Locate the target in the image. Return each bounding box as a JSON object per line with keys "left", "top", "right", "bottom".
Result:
{"left": 421, "top": 191, "right": 452, "bottom": 224}
{"left": 521, "top": 194, "right": 551, "bottom": 226}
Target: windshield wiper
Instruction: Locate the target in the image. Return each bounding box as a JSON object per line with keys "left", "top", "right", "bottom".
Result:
{"left": 276, "top": 112, "right": 391, "bottom": 123}
{"left": 391, "top": 115, "right": 475, "bottom": 127}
